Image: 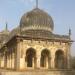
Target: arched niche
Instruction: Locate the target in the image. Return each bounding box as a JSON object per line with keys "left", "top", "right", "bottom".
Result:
{"left": 55, "top": 50, "right": 64, "bottom": 69}
{"left": 25, "top": 48, "right": 36, "bottom": 68}
{"left": 40, "top": 49, "right": 51, "bottom": 68}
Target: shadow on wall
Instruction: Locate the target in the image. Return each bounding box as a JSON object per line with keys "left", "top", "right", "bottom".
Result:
{"left": 0, "top": 73, "right": 2, "bottom": 75}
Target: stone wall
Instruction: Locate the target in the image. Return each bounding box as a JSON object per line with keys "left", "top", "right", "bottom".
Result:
{"left": 0, "top": 38, "right": 71, "bottom": 71}
{"left": 0, "top": 70, "right": 74, "bottom": 75}
{"left": 19, "top": 39, "right": 70, "bottom": 70}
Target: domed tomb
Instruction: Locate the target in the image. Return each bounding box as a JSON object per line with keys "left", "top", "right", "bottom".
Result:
{"left": 20, "top": 8, "right": 54, "bottom": 37}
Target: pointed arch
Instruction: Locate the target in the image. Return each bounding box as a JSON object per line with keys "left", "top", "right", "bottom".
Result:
{"left": 26, "top": 48, "right": 36, "bottom": 68}
{"left": 40, "top": 49, "right": 51, "bottom": 68}
{"left": 55, "top": 50, "right": 64, "bottom": 69}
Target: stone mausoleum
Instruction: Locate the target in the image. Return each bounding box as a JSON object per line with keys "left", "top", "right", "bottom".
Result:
{"left": 0, "top": 1, "right": 74, "bottom": 75}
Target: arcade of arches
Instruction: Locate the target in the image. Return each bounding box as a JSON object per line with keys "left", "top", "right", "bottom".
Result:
{"left": 0, "top": 39, "right": 71, "bottom": 70}
{"left": 25, "top": 48, "right": 65, "bottom": 69}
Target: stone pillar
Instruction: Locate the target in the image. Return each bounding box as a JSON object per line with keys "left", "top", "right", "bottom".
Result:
{"left": 11, "top": 53, "right": 14, "bottom": 69}
{"left": 11, "top": 52, "right": 15, "bottom": 69}
{"left": 0, "top": 56, "right": 2, "bottom": 68}
{"left": 8, "top": 56, "right": 10, "bottom": 68}
{"left": 15, "top": 38, "right": 21, "bottom": 70}
{"left": 7, "top": 54, "right": 10, "bottom": 69}
{"left": 67, "top": 43, "right": 71, "bottom": 69}
{"left": 1, "top": 55, "right": 4, "bottom": 68}
{"left": 36, "top": 50, "right": 41, "bottom": 69}
{"left": 51, "top": 55, "right": 55, "bottom": 69}
{"left": 7, "top": 55, "right": 9, "bottom": 68}
{"left": 0, "top": 54, "right": 1, "bottom": 67}
{"left": 9, "top": 54, "right": 11, "bottom": 69}
{"left": 24, "top": 55, "right": 27, "bottom": 68}
{"left": 4, "top": 46, "right": 8, "bottom": 69}
{"left": 11, "top": 50, "right": 12, "bottom": 69}
{"left": 4, "top": 52, "right": 7, "bottom": 69}
{"left": 36, "top": 56, "right": 41, "bottom": 69}
{"left": 10, "top": 53, "right": 12, "bottom": 69}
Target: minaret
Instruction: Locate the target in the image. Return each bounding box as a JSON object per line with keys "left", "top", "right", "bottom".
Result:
{"left": 5, "top": 22, "right": 8, "bottom": 31}
{"left": 36, "top": 0, "right": 38, "bottom": 8}
{"left": 69, "top": 27, "right": 71, "bottom": 39}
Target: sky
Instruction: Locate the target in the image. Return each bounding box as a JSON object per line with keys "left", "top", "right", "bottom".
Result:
{"left": 0, "top": 0, "right": 75, "bottom": 56}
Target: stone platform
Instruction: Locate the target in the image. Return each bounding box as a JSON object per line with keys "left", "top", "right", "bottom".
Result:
{"left": 0, "top": 69, "right": 75, "bottom": 75}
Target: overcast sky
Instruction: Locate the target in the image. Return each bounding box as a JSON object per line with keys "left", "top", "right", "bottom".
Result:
{"left": 0, "top": 0, "right": 75, "bottom": 56}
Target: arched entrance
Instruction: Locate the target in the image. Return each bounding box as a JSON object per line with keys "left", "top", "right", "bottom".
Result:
{"left": 55, "top": 50, "right": 64, "bottom": 69}
{"left": 40, "top": 49, "right": 51, "bottom": 68}
{"left": 26, "top": 48, "right": 36, "bottom": 68}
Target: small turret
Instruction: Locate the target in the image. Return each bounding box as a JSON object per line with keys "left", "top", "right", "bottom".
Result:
{"left": 36, "top": 0, "right": 38, "bottom": 8}
{"left": 5, "top": 22, "right": 8, "bottom": 31}
{"left": 69, "top": 27, "right": 71, "bottom": 39}
{"left": 1, "top": 22, "right": 9, "bottom": 35}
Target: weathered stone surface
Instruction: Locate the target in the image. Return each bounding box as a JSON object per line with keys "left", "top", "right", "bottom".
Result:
{"left": 0, "top": 70, "right": 75, "bottom": 75}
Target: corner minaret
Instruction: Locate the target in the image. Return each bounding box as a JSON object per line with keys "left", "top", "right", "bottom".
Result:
{"left": 69, "top": 27, "right": 71, "bottom": 39}
{"left": 36, "top": 0, "right": 38, "bottom": 8}
{"left": 5, "top": 22, "right": 8, "bottom": 31}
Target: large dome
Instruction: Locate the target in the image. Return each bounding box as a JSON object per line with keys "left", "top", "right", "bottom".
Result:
{"left": 20, "top": 8, "right": 54, "bottom": 32}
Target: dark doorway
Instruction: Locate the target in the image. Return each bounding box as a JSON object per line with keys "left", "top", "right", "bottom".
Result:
{"left": 26, "top": 48, "right": 36, "bottom": 67}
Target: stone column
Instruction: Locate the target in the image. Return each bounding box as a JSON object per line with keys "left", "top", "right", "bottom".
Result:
{"left": 0, "top": 54, "right": 1, "bottom": 67}
{"left": 4, "top": 52, "right": 7, "bottom": 69}
{"left": 7, "top": 55, "right": 9, "bottom": 68}
{"left": 0, "top": 56, "right": 2, "bottom": 67}
{"left": 15, "top": 38, "right": 21, "bottom": 70}
{"left": 4, "top": 45, "right": 8, "bottom": 69}
{"left": 24, "top": 55, "right": 27, "bottom": 68}
{"left": 36, "top": 49, "right": 41, "bottom": 69}
{"left": 10, "top": 53, "right": 12, "bottom": 69}
{"left": 9, "top": 56, "right": 10, "bottom": 68}
{"left": 51, "top": 55, "right": 55, "bottom": 69}
{"left": 11, "top": 52, "right": 12, "bottom": 69}
{"left": 12, "top": 53, "right": 14, "bottom": 69}
{"left": 36, "top": 55, "right": 41, "bottom": 69}
{"left": 7, "top": 53, "right": 10, "bottom": 69}
{"left": 1, "top": 55, "right": 4, "bottom": 68}
{"left": 67, "top": 43, "right": 71, "bottom": 69}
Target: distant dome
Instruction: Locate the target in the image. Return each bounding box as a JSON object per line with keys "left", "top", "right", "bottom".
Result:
{"left": 20, "top": 8, "right": 54, "bottom": 32}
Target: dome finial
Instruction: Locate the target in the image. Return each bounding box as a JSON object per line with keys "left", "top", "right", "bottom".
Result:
{"left": 36, "top": 0, "right": 38, "bottom": 8}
